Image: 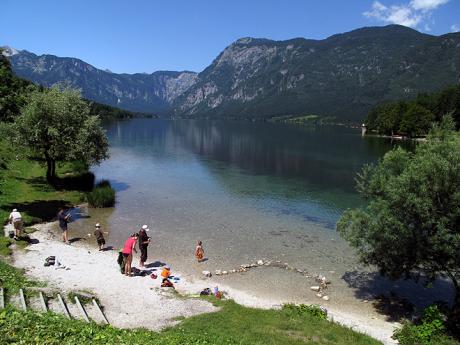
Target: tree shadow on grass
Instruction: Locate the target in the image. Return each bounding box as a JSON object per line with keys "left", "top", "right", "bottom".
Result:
{"left": 53, "top": 173, "right": 95, "bottom": 191}
{"left": 14, "top": 172, "right": 95, "bottom": 192}
{"left": 342, "top": 270, "right": 455, "bottom": 322}
{"left": 1, "top": 200, "right": 72, "bottom": 224}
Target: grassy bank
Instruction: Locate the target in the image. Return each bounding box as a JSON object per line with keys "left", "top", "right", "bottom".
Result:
{"left": 0, "top": 301, "right": 383, "bottom": 345}
{"left": 0, "top": 155, "right": 86, "bottom": 226}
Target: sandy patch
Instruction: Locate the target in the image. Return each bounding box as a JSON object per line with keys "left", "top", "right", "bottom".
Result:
{"left": 6, "top": 222, "right": 216, "bottom": 330}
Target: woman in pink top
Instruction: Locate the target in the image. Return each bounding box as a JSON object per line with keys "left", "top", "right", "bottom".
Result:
{"left": 122, "top": 233, "right": 138, "bottom": 276}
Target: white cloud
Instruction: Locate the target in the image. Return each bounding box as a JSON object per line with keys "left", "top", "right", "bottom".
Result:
{"left": 364, "top": 0, "right": 449, "bottom": 30}
{"left": 452, "top": 24, "right": 460, "bottom": 32}
{"left": 364, "top": 2, "right": 422, "bottom": 27}
{"left": 410, "top": 0, "right": 449, "bottom": 11}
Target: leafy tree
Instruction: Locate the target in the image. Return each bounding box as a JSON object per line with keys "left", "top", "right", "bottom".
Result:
{"left": 436, "top": 86, "right": 460, "bottom": 129}
{"left": 12, "top": 86, "right": 109, "bottom": 182}
{"left": 0, "top": 48, "right": 35, "bottom": 121}
{"left": 337, "top": 116, "right": 460, "bottom": 330}
{"left": 399, "top": 103, "right": 434, "bottom": 137}
{"left": 376, "top": 102, "right": 405, "bottom": 135}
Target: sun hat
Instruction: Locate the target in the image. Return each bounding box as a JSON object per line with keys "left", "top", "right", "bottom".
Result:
{"left": 142, "top": 224, "right": 150, "bottom": 232}
{"left": 95, "top": 223, "right": 100, "bottom": 227}
{"left": 13, "top": 209, "right": 17, "bottom": 212}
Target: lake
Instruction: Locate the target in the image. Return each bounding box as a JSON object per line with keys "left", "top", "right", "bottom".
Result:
{"left": 70, "top": 119, "right": 451, "bottom": 312}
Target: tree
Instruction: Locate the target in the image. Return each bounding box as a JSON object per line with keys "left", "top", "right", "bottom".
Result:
{"left": 399, "top": 103, "right": 434, "bottom": 137}
{"left": 0, "top": 48, "right": 35, "bottom": 121}
{"left": 376, "top": 102, "right": 405, "bottom": 136}
{"left": 337, "top": 116, "right": 460, "bottom": 330}
{"left": 13, "top": 86, "right": 109, "bottom": 182}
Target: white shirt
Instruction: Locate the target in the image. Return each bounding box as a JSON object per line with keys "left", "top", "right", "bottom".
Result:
{"left": 9, "top": 211, "right": 22, "bottom": 221}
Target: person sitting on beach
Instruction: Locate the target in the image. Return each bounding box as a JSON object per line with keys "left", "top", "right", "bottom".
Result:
{"left": 8, "top": 208, "right": 23, "bottom": 240}
{"left": 195, "top": 240, "right": 204, "bottom": 262}
{"left": 93, "top": 223, "right": 105, "bottom": 251}
{"left": 122, "top": 233, "right": 138, "bottom": 276}
{"left": 57, "top": 207, "right": 71, "bottom": 245}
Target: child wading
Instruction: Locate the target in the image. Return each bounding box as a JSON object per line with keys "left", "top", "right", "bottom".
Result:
{"left": 93, "top": 223, "right": 105, "bottom": 251}
{"left": 195, "top": 240, "right": 204, "bottom": 262}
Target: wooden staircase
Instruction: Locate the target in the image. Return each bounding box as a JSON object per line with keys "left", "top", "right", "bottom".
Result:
{"left": 0, "top": 287, "right": 109, "bottom": 324}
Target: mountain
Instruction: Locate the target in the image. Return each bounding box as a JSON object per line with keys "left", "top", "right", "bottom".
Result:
{"left": 2, "top": 47, "right": 197, "bottom": 114}
{"left": 4, "top": 25, "right": 460, "bottom": 121}
{"left": 173, "top": 25, "right": 460, "bottom": 121}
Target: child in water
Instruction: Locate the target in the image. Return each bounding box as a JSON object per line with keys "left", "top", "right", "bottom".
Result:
{"left": 195, "top": 240, "right": 204, "bottom": 262}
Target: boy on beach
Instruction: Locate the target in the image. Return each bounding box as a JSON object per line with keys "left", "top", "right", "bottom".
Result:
{"left": 94, "top": 223, "right": 105, "bottom": 251}
{"left": 195, "top": 240, "right": 204, "bottom": 262}
{"left": 57, "top": 207, "right": 71, "bottom": 244}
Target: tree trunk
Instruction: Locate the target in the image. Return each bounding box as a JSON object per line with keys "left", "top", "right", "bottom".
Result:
{"left": 44, "top": 152, "right": 55, "bottom": 183}
{"left": 51, "top": 160, "right": 56, "bottom": 180}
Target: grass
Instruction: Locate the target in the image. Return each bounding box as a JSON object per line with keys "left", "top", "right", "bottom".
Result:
{"left": 86, "top": 180, "right": 115, "bottom": 207}
{"left": 0, "top": 156, "right": 86, "bottom": 226}
{"left": 160, "top": 298, "right": 382, "bottom": 345}
{"left": 0, "top": 260, "right": 39, "bottom": 295}
{"left": 0, "top": 297, "right": 383, "bottom": 345}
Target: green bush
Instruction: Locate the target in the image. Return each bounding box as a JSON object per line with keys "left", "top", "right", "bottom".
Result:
{"left": 393, "top": 305, "right": 459, "bottom": 345}
{"left": 282, "top": 303, "right": 328, "bottom": 320}
{"left": 86, "top": 180, "right": 115, "bottom": 208}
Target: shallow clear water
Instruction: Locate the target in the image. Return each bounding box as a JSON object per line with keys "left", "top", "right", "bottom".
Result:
{"left": 69, "top": 119, "right": 453, "bottom": 311}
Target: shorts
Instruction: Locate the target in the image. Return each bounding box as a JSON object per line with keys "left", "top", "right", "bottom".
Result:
{"left": 97, "top": 238, "right": 106, "bottom": 246}
{"left": 13, "top": 220, "right": 23, "bottom": 231}
{"left": 122, "top": 253, "right": 130, "bottom": 258}
{"left": 60, "top": 226, "right": 68, "bottom": 232}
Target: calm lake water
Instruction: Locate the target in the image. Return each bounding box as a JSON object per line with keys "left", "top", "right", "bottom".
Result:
{"left": 99, "top": 118, "right": 391, "bottom": 230}
{"left": 71, "top": 119, "right": 451, "bottom": 310}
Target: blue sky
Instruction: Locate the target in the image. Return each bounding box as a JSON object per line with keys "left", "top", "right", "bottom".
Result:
{"left": 1, "top": 0, "right": 459, "bottom": 74}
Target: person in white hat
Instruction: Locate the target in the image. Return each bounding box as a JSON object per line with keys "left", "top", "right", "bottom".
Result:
{"left": 93, "top": 223, "right": 105, "bottom": 251}
{"left": 8, "top": 208, "right": 23, "bottom": 240}
{"left": 138, "top": 224, "right": 151, "bottom": 267}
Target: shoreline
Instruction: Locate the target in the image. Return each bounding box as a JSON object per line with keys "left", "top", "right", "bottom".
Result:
{"left": 5, "top": 221, "right": 398, "bottom": 344}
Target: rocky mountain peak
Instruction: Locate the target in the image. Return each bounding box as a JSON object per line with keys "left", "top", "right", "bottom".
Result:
{"left": 1, "top": 46, "right": 21, "bottom": 57}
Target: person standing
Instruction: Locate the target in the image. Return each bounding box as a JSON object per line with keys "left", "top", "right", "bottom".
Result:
{"left": 138, "top": 224, "right": 151, "bottom": 267}
{"left": 93, "top": 223, "right": 106, "bottom": 251}
{"left": 8, "top": 209, "right": 23, "bottom": 240}
{"left": 122, "top": 233, "right": 138, "bottom": 276}
{"left": 57, "top": 207, "right": 71, "bottom": 244}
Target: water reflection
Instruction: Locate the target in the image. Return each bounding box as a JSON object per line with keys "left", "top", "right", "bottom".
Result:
{"left": 106, "top": 119, "right": 395, "bottom": 196}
